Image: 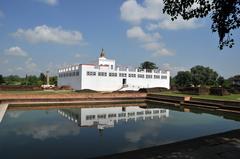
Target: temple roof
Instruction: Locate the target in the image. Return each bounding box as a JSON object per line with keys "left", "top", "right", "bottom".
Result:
{"left": 100, "top": 48, "right": 105, "bottom": 58}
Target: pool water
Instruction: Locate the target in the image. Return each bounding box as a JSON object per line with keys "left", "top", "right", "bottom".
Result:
{"left": 0, "top": 104, "right": 240, "bottom": 159}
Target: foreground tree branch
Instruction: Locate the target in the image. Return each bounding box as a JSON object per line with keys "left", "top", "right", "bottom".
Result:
{"left": 163, "top": 0, "right": 240, "bottom": 49}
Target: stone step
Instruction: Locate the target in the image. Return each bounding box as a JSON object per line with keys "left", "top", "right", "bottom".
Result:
{"left": 183, "top": 103, "right": 219, "bottom": 109}
{"left": 0, "top": 103, "right": 8, "bottom": 123}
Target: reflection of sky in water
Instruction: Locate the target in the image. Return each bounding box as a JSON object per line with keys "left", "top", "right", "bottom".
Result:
{"left": 0, "top": 106, "right": 240, "bottom": 159}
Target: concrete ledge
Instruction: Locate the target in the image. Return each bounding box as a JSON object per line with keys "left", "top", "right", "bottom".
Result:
{"left": 147, "top": 94, "right": 240, "bottom": 112}
{"left": 8, "top": 102, "right": 147, "bottom": 110}
{"left": 94, "top": 129, "right": 240, "bottom": 159}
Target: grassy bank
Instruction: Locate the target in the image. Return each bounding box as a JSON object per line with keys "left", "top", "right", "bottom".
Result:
{"left": 157, "top": 91, "right": 240, "bottom": 101}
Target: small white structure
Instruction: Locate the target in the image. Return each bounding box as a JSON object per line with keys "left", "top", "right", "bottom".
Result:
{"left": 58, "top": 106, "right": 169, "bottom": 130}
{"left": 57, "top": 49, "right": 170, "bottom": 91}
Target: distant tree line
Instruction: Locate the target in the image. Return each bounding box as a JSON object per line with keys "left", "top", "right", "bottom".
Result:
{"left": 0, "top": 73, "right": 57, "bottom": 86}
{"left": 171, "top": 65, "right": 239, "bottom": 88}
{"left": 138, "top": 61, "right": 239, "bottom": 89}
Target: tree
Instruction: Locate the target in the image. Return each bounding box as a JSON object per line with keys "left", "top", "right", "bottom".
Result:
{"left": 139, "top": 61, "right": 158, "bottom": 70}
{"left": 50, "top": 76, "right": 57, "bottom": 86}
{"left": 4, "top": 75, "right": 23, "bottom": 85}
{"left": 170, "top": 76, "right": 176, "bottom": 86}
{"left": 27, "top": 75, "right": 41, "bottom": 86}
{"left": 39, "top": 73, "right": 46, "bottom": 85}
{"left": 175, "top": 71, "right": 192, "bottom": 87}
{"left": 228, "top": 75, "right": 240, "bottom": 85}
{"left": 163, "top": 0, "right": 240, "bottom": 49}
{"left": 0, "top": 74, "right": 5, "bottom": 85}
{"left": 190, "top": 65, "right": 218, "bottom": 86}
{"left": 217, "top": 76, "right": 225, "bottom": 86}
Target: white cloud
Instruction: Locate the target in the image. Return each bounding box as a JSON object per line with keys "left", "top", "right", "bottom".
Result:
{"left": 14, "top": 122, "right": 80, "bottom": 140}
{"left": 38, "top": 0, "right": 59, "bottom": 6}
{"left": 147, "top": 18, "right": 202, "bottom": 31}
{"left": 121, "top": 0, "right": 201, "bottom": 30}
{"left": 120, "top": 0, "right": 165, "bottom": 24}
{"left": 125, "top": 120, "right": 165, "bottom": 143}
{"left": 16, "top": 67, "right": 24, "bottom": 71}
{"left": 7, "top": 111, "right": 25, "bottom": 118}
{"left": 13, "top": 25, "right": 84, "bottom": 45}
{"left": 127, "top": 26, "right": 161, "bottom": 42}
{"left": 160, "top": 63, "right": 187, "bottom": 76}
{"left": 25, "top": 57, "right": 37, "bottom": 71}
{"left": 75, "top": 53, "right": 83, "bottom": 58}
{"left": 121, "top": 0, "right": 202, "bottom": 56}
{"left": 127, "top": 26, "right": 174, "bottom": 56}
{"left": 143, "top": 42, "right": 174, "bottom": 56}
{"left": 5, "top": 46, "right": 28, "bottom": 57}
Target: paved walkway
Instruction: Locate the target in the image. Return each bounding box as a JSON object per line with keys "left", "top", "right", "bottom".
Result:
{"left": 0, "top": 103, "right": 8, "bottom": 123}
{"left": 95, "top": 129, "right": 240, "bottom": 159}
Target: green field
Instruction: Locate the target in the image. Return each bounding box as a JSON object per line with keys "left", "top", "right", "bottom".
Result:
{"left": 157, "top": 91, "right": 240, "bottom": 101}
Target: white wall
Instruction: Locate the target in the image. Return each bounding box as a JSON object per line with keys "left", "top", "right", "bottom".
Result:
{"left": 58, "top": 107, "right": 169, "bottom": 129}
{"left": 57, "top": 58, "right": 170, "bottom": 91}
{"left": 81, "top": 65, "right": 170, "bottom": 91}
{"left": 98, "top": 57, "right": 115, "bottom": 70}
{"left": 81, "top": 65, "right": 122, "bottom": 91}
{"left": 57, "top": 66, "right": 82, "bottom": 90}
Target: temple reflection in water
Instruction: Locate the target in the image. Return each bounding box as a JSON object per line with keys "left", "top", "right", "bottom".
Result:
{"left": 58, "top": 106, "right": 169, "bottom": 130}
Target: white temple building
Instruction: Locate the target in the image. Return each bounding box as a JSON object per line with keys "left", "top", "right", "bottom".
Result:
{"left": 58, "top": 106, "right": 169, "bottom": 130}
{"left": 57, "top": 49, "right": 170, "bottom": 91}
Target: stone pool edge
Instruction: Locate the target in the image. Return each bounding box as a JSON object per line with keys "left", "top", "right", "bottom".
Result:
{"left": 94, "top": 128, "right": 240, "bottom": 159}
{"left": 1, "top": 92, "right": 240, "bottom": 114}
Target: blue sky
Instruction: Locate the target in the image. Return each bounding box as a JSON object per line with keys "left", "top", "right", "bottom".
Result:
{"left": 0, "top": 0, "right": 239, "bottom": 78}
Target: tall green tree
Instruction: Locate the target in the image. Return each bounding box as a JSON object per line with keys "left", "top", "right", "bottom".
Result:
{"left": 0, "top": 74, "right": 5, "bottom": 85}
{"left": 175, "top": 71, "right": 192, "bottom": 87}
{"left": 190, "top": 65, "right": 218, "bottom": 86}
{"left": 217, "top": 76, "right": 225, "bottom": 86}
{"left": 139, "top": 61, "right": 158, "bottom": 70}
{"left": 39, "top": 73, "right": 46, "bottom": 85}
{"left": 163, "top": 0, "right": 240, "bottom": 49}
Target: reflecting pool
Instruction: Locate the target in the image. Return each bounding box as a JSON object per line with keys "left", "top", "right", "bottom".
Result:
{"left": 0, "top": 104, "right": 240, "bottom": 159}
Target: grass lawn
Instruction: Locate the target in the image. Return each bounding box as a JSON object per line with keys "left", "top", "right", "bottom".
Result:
{"left": 157, "top": 91, "right": 240, "bottom": 101}
{"left": 0, "top": 90, "right": 76, "bottom": 95}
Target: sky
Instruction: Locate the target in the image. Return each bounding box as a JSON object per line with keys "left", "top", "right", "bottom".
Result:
{"left": 0, "top": 0, "right": 239, "bottom": 78}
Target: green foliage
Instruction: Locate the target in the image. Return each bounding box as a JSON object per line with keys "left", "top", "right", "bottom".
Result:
{"left": 170, "top": 76, "right": 176, "bottom": 86}
{"left": 191, "top": 65, "right": 218, "bottom": 86}
{"left": 26, "top": 75, "right": 41, "bottom": 86}
{"left": 50, "top": 76, "right": 57, "bottom": 85}
{"left": 4, "top": 75, "right": 24, "bottom": 85}
{"left": 163, "top": 0, "right": 240, "bottom": 49}
{"left": 0, "top": 74, "right": 5, "bottom": 84}
{"left": 228, "top": 74, "right": 240, "bottom": 86}
{"left": 175, "top": 71, "right": 192, "bottom": 87}
{"left": 39, "top": 73, "right": 46, "bottom": 85}
{"left": 217, "top": 76, "right": 225, "bottom": 86}
{"left": 222, "top": 79, "right": 232, "bottom": 88}
{"left": 1, "top": 73, "right": 57, "bottom": 86}
{"left": 139, "top": 61, "right": 158, "bottom": 70}
{"left": 173, "top": 65, "right": 221, "bottom": 87}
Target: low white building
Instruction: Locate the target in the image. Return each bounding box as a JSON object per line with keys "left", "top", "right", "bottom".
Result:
{"left": 57, "top": 49, "right": 170, "bottom": 91}
{"left": 58, "top": 106, "right": 169, "bottom": 130}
